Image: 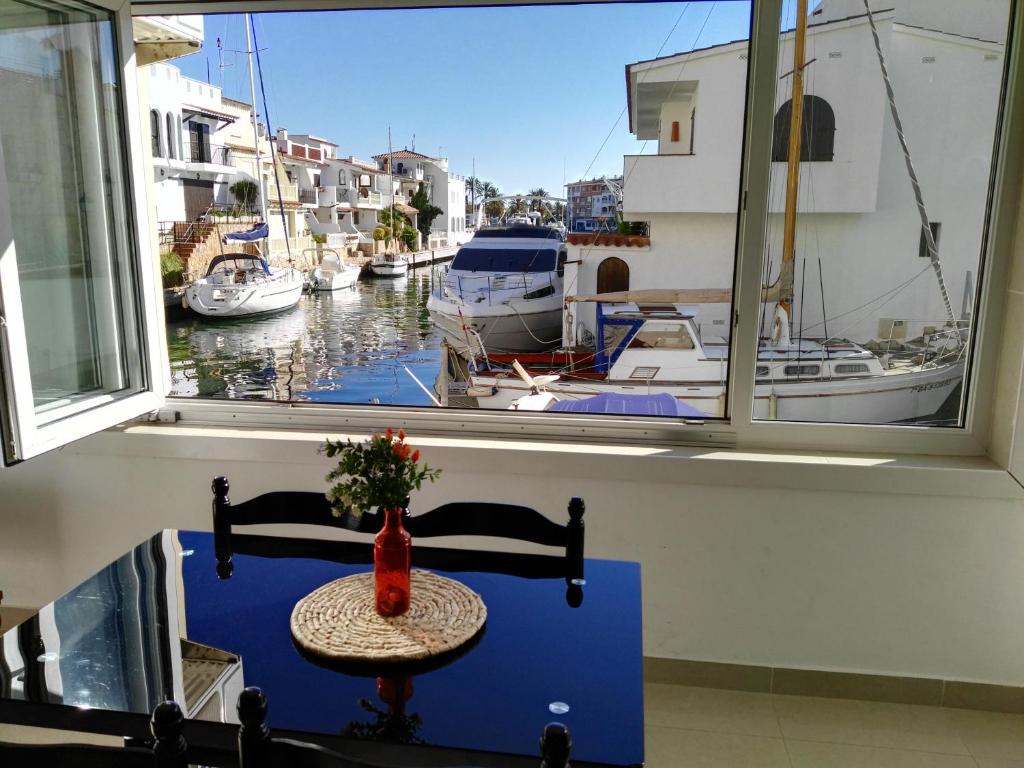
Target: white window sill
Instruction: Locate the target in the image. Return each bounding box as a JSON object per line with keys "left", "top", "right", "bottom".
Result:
{"left": 64, "top": 422, "right": 1024, "bottom": 501}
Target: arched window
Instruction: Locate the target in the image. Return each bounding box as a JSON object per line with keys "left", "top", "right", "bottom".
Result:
{"left": 165, "top": 113, "right": 175, "bottom": 159}
{"left": 150, "top": 110, "right": 162, "bottom": 158}
{"left": 597, "top": 257, "right": 630, "bottom": 295}
{"left": 771, "top": 95, "right": 835, "bottom": 162}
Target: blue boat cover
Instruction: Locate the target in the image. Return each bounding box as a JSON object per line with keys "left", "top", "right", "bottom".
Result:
{"left": 549, "top": 392, "right": 706, "bottom": 417}
{"left": 223, "top": 223, "right": 269, "bottom": 242}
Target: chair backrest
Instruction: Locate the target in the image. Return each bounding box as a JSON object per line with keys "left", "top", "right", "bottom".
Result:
{"left": 237, "top": 687, "right": 571, "bottom": 768}
{"left": 0, "top": 701, "right": 189, "bottom": 768}
{"left": 211, "top": 476, "right": 585, "bottom": 578}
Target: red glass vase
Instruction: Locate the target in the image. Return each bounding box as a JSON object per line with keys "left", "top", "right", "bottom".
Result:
{"left": 374, "top": 507, "right": 411, "bottom": 616}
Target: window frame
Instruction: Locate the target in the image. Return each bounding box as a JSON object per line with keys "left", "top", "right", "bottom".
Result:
{"left": 0, "top": 0, "right": 167, "bottom": 464}
{"left": 78, "top": 0, "right": 1024, "bottom": 458}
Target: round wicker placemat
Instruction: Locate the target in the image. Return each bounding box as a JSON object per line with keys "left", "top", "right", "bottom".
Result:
{"left": 290, "top": 571, "right": 487, "bottom": 663}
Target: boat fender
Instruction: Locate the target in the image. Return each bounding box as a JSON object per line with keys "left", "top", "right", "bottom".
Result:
{"left": 466, "top": 385, "right": 498, "bottom": 398}
{"left": 770, "top": 305, "right": 791, "bottom": 347}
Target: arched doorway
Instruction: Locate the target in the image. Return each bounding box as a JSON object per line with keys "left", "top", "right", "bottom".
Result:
{"left": 597, "top": 257, "right": 630, "bottom": 294}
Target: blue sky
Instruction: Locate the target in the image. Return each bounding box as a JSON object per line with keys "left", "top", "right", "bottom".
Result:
{"left": 172, "top": 2, "right": 751, "bottom": 195}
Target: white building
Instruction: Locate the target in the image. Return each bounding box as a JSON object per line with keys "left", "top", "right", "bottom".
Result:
{"left": 373, "top": 149, "right": 469, "bottom": 245}
{"left": 566, "top": 0, "right": 1009, "bottom": 347}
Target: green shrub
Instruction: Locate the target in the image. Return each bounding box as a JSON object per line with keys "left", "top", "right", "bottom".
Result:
{"left": 312, "top": 233, "right": 327, "bottom": 244}
{"left": 160, "top": 251, "right": 184, "bottom": 288}
{"left": 372, "top": 226, "right": 390, "bottom": 241}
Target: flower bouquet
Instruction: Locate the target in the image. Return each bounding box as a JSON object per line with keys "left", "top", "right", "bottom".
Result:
{"left": 321, "top": 429, "right": 440, "bottom": 616}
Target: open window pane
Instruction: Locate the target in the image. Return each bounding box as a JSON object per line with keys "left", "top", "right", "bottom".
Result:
{"left": 0, "top": 0, "right": 156, "bottom": 462}
{"left": 150, "top": 2, "right": 750, "bottom": 420}
{"left": 750, "top": 0, "right": 1012, "bottom": 425}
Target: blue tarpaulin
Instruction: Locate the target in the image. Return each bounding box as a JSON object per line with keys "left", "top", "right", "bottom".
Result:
{"left": 223, "top": 223, "right": 269, "bottom": 242}
{"left": 549, "top": 392, "right": 705, "bottom": 418}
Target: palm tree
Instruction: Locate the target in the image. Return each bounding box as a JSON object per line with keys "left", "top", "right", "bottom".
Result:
{"left": 506, "top": 197, "right": 528, "bottom": 218}
{"left": 481, "top": 182, "right": 504, "bottom": 219}
{"left": 527, "top": 187, "right": 548, "bottom": 213}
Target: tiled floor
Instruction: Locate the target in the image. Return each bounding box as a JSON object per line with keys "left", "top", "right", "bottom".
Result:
{"left": 645, "top": 682, "right": 1024, "bottom": 767}
{"left": 3, "top": 679, "right": 1024, "bottom": 766}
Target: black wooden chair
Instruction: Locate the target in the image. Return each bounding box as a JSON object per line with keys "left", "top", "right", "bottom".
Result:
{"left": 236, "top": 687, "right": 571, "bottom": 768}
{"left": 210, "top": 476, "right": 585, "bottom": 601}
{"left": 0, "top": 701, "right": 189, "bottom": 768}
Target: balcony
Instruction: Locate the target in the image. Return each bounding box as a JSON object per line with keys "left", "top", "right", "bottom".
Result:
{"left": 299, "top": 189, "right": 318, "bottom": 206}
{"left": 184, "top": 142, "right": 233, "bottom": 169}
{"left": 355, "top": 189, "right": 383, "bottom": 209}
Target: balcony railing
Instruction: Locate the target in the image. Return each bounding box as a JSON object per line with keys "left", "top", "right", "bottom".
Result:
{"left": 185, "top": 141, "right": 231, "bottom": 166}
{"left": 299, "top": 189, "right": 318, "bottom": 205}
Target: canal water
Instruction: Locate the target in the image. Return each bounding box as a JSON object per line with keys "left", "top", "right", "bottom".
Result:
{"left": 167, "top": 270, "right": 444, "bottom": 406}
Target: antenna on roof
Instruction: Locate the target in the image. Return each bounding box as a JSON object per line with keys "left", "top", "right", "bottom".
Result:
{"left": 411, "top": 133, "right": 416, "bottom": 151}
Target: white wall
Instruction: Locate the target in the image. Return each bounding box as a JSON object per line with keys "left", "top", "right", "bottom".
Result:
{"left": 0, "top": 429, "right": 1022, "bottom": 687}
{"left": 622, "top": 20, "right": 1005, "bottom": 344}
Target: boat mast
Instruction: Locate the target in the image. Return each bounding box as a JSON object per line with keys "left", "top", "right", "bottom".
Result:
{"left": 388, "top": 125, "right": 395, "bottom": 253}
{"left": 779, "top": 0, "right": 808, "bottom": 322}
{"left": 245, "top": 13, "right": 267, "bottom": 223}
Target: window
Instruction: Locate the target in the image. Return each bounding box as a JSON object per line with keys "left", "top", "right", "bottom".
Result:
{"left": 0, "top": 0, "right": 1016, "bottom": 465}
{"left": 783, "top": 365, "right": 820, "bottom": 377}
{"left": 165, "top": 112, "right": 175, "bottom": 159}
{"left": 919, "top": 221, "right": 941, "bottom": 259}
{"left": 834, "top": 363, "right": 870, "bottom": 374}
{"left": 751, "top": 0, "right": 1012, "bottom": 431}
{"left": 771, "top": 95, "right": 835, "bottom": 162}
{"left": 150, "top": 109, "right": 161, "bottom": 157}
{"left": 0, "top": 0, "right": 162, "bottom": 463}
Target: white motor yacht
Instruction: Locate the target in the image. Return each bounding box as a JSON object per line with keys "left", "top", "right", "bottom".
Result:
{"left": 427, "top": 223, "right": 566, "bottom": 355}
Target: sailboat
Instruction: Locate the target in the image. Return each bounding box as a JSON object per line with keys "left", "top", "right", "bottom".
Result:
{"left": 370, "top": 128, "right": 411, "bottom": 279}
{"left": 183, "top": 14, "right": 304, "bottom": 319}
{"left": 465, "top": 0, "right": 965, "bottom": 423}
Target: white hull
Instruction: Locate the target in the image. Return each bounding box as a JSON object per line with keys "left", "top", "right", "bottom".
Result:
{"left": 185, "top": 268, "right": 304, "bottom": 318}
{"left": 428, "top": 297, "right": 563, "bottom": 354}
{"left": 473, "top": 360, "right": 963, "bottom": 424}
{"left": 312, "top": 266, "right": 360, "bottom": 291}
{"left": 370, "top": 260, "right": 409, "bottom": 277}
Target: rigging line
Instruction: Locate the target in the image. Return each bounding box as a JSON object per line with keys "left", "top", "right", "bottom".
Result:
{"left": 799, "top": 262, "right": 931, "bottom": 336}
{"left": 818, "top": 258, "right": 829, "bottom": 351}
{"left": 578, "top": 1, "right": 692, "bottom": 182}
{"left": 250, "top": 14, "right": 292, "bottom": 264}
{"left": 862, "top": 0, "right": 958, "bottom": 336}
{"left": 815, "top": 264, "right": 934, "bottom": 345}
{"left": 571, "top": 2, "right": 717, "bottom": 292}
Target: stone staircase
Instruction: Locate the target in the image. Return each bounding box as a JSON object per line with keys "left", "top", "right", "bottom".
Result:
{"left": 171, "top": 221, "right": 217, "bottom": 265}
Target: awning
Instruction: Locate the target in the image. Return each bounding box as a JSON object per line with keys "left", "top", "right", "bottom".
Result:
{"left": 394, "top": 202, "right": 419, "bottom": 216}
{"left": 182, "top": 104, "right": 237, "bottom": 128}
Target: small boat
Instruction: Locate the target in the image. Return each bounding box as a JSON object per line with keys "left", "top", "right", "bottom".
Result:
{"left": 309, "top": 248, "right": 360, "bottom": 291}
{"left": 370, "top": 253, "right": 409, "bottom": 278}
{"left": 426, "top": 223, "right": 566, "bottom": 355}
{"left": 183, "top": 251, "right": 304, "bottom": 318}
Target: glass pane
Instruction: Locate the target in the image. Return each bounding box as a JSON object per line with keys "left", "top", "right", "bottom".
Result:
{"left": 752, "top": 0, "right": 1012, "bottom": 425}
{"left": 150, "top": 2, "right": 749, "bottom": 419}
{"left": 0, "top": 0, "right": 141, "bottom": 417}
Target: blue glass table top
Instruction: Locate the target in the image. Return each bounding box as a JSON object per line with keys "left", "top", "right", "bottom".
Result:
{"left": 0, "top": 530, "right": 644, "bottom": 766}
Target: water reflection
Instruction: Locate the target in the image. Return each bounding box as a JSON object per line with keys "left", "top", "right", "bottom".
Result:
{"left": 168, "top": 272, "right": 441, "bottom": 406}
